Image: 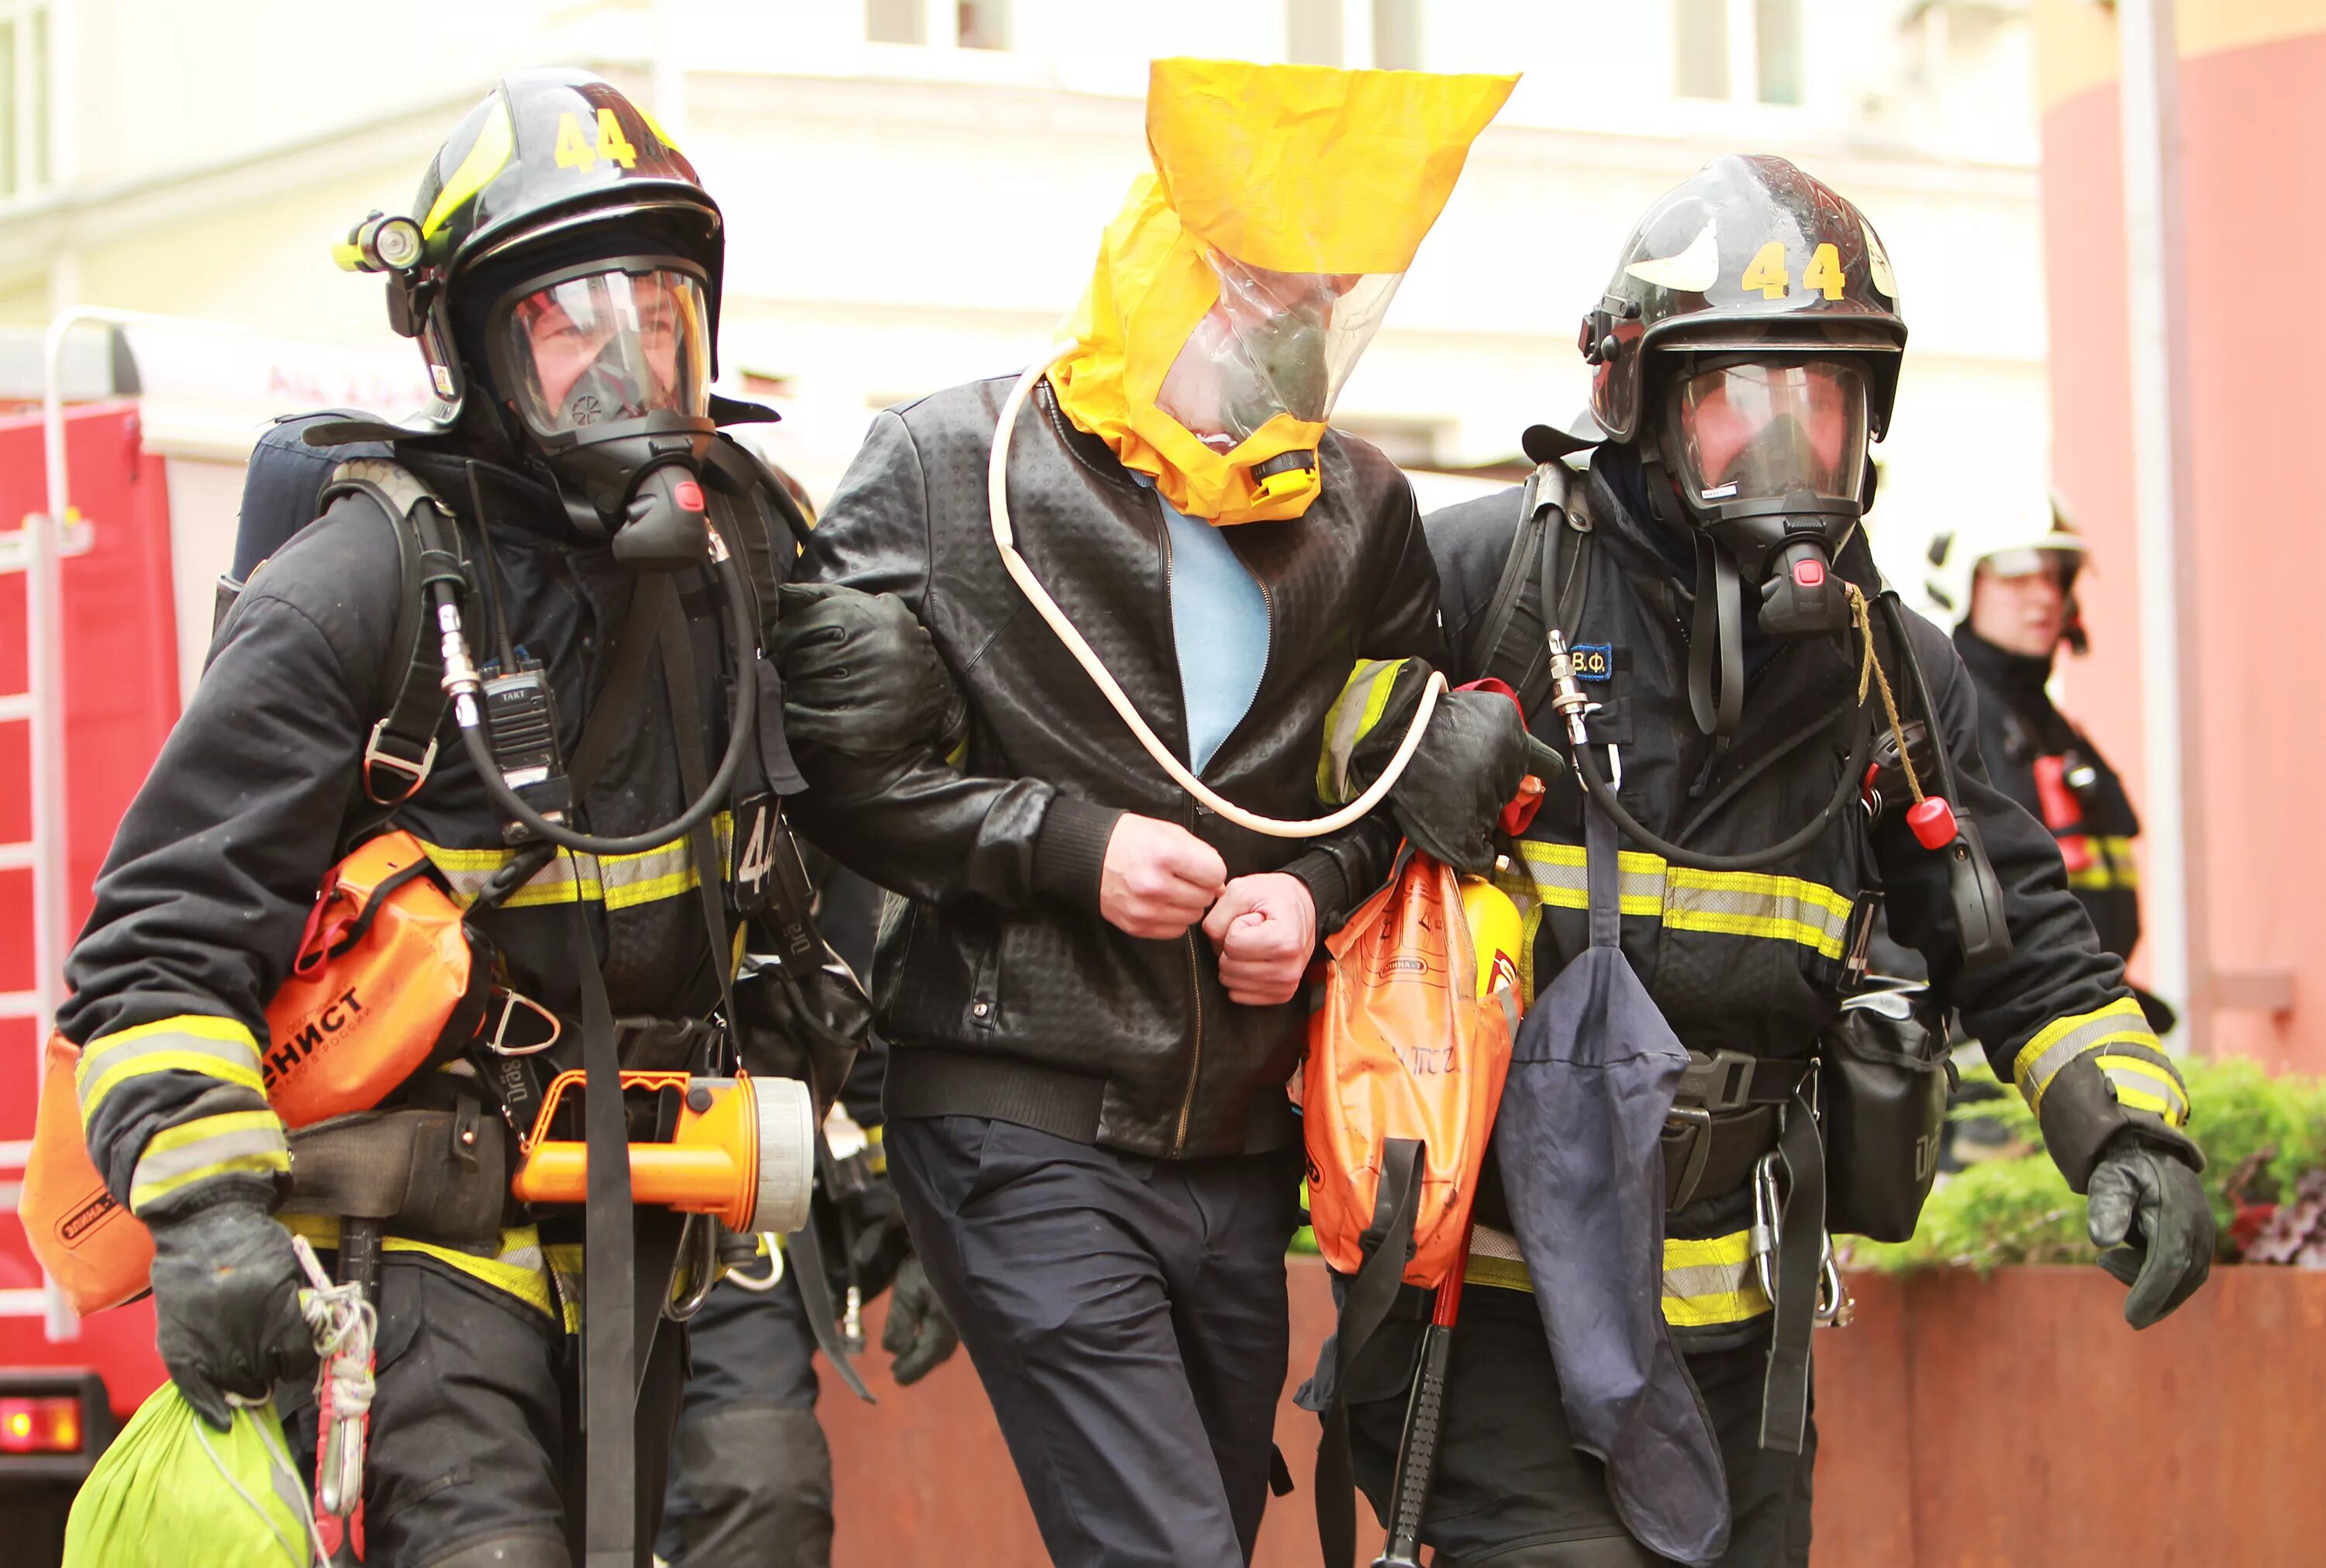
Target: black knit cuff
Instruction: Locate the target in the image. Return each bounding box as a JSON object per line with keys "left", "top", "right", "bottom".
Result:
{"left": 1281, "top": 848, "right": 1351, "bottom": 937}
{"left": 1034, "top": 795, "right": 1123, "bottom": 912}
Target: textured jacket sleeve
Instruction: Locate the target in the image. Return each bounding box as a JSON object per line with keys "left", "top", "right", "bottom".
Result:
{"left": 1873, "top": 608, "right": 2195, "bottom": 1191}
{"left": 56, "top": 499, "right": 396, "bottom": 1221}
{"left": 1282, "top": 470, "right": 1453, "bottom": 931}
{"left": 785, "top": 409, "right": 1115, "bottom": 912}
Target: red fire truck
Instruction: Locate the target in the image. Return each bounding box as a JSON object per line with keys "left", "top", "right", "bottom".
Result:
{"left": 0, "top": 314, "right": 426, "bottom": 1559}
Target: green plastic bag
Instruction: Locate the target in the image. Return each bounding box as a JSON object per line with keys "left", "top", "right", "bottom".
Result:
{"left": 65, "top": 1382, "right": 317, "bottom": 1568}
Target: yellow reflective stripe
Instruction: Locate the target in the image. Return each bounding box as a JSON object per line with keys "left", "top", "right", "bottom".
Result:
{"left": 544, "top": 1242, "right": 584, "bottom": 1333}
{"left": 1515, "top": 839, "right": 1665, "bottom": 916}
{"left": 2095, "top": 1053, "right": 2190, "bottom": 1126}
{"left": 423, "top": 98, "right": 515, "bottom": 237}
{"left": 1515, "top": 841, "right": 1851, "bottom": 958}
{"left": 419, "top": 815, "right": 732, "bottom": 912}
{"left": 1660, "top": 1229, "right": 1773, "bottom": 1327}
{"left": 2068, "top": 836, "right": 2141, "bottom": 891}
{"left": 2011, "top": 997, "right": 2158, "bottom": 1113}
{"left": 78, "top": 1015, "right": 266, "bottom": 1117}
{"left": 1464, "top": 1229, "right": 1773, "bottom": 1326}
{"left": 1665, "top": 867, "right": 1851, "bottom": 960}
{"left": 281, "top": 1214, "right": 566, "bottom": 1322}
{"left": 128, "top": 1110, "right": 289, "bottom": 1213}
{"left": 1317, "top": 659, "right": 1409, "bottom": 804}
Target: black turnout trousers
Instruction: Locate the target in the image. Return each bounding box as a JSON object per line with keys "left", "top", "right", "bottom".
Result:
{"left": 277, "top": 1258, "right": 686, "bottom": 1568}
{"left": 1341, "top": 1287, "right": 1814, "bottom": 1568}
{"left": 886, "top": 1114, "right": 1303, "bottom": 1568}
{"left": 657, "top": 1271, "right": 833, "bottom": 1567}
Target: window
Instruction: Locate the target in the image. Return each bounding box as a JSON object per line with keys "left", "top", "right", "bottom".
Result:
{"left": 1672, "top": 0, "right": 1730, "bottom": 100}
{"left": 1288, "top": 0, "right": 1341, "bottom": 66}
{"left": 866, "top": 0, "right": 924, "bottom": 46}
{"left": 957, "top": 0, "right": 1008, "bottom": 50}
{"left": 0, "top": 2, "right": 50, "bottom": 202}
{"left": 1755, "top": 0, "right": 1803, "bottom": 105}
{"left": 1372, "top": 0, "right": 1420, "bottom": 71}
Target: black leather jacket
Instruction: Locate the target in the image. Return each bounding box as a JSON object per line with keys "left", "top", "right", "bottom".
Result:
{"left": 787, "top": 376, "right": 1443, "bottom": 1160}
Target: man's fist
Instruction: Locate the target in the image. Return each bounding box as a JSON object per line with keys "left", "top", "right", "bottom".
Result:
{"left": 1202, "top": 874, "right": 1317, "bottom": 1006}
{"left": 1100, "top": 815, "right": 1227, "bottom": 939}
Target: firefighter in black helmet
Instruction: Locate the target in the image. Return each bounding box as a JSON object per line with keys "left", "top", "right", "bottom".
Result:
{"left": 1304, "top": 155, "right": 2214, "bottom": 1566}
{"left": 59, "top": 69, "right": 876, "bottom": 1567}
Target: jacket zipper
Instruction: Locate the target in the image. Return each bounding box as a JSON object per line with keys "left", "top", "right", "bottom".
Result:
{"left": 1175, "top": 932, "right": 1204, "bottom": 1155}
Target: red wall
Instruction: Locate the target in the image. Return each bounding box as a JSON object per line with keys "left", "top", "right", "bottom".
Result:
{"left": 2041, "top": 29, "right": 2326, "bottom": 1069}
{"left": 0, "top": 402, "right": 181, "bottom": 1410}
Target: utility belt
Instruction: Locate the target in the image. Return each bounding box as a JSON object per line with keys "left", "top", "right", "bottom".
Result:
{"left": 1660, "top": 1049, "right": 1810, "bottom": 1212}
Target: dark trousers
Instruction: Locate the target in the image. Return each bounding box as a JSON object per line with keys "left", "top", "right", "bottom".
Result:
{"left": 1341, "top": 1287, "right": 1815, "bottom": 1567}
{"left": 657, "top": 1270, "right": 833, "bottom": 1567}
{"left": 888, "top": 1115, "right": 1303, "bottom": 1568}
{"left": 278, "top": 1256, "right": 687, "bottom": 1568}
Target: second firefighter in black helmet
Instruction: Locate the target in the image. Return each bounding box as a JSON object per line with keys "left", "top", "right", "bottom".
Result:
{"left": 1316, "top": 155, "right": 2213, "bottom": 1566}
{"left": 60, "top": 69, "right": 873, "bottom": 1568}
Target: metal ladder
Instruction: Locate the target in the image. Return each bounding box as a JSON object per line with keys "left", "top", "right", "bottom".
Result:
{"left": 0, "top": 308, "right": 137, "bottom": 1341}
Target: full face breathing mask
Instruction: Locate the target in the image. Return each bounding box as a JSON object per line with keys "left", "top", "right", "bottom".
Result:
{"left": 484, "top": 256, "right": 719, "bottom": 569}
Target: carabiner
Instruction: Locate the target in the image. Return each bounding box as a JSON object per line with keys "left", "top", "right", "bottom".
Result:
{"left": 1750, "top": 1150, "right": 1782, "bottom": 1309}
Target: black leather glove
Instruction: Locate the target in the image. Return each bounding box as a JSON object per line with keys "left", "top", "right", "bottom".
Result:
{"left": 147, "top": 1192, "right": 318, "bottom": 1431}
{"left": 2086, "top": 1133, "right": 2214, "bottom": 1329}
{"left": 770, "top": 582, "right": 966, "bottom": 756}
{"left": 1344, "top": 673, "right": 1528, "bottom": 875}
{"left": 881, "top": 1253, "right": 960, "bottom": 1387}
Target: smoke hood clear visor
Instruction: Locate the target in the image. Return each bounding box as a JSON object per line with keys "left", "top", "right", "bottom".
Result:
{"left": 1153, "top": 255, "right": 1399, "bottom": 453}
{"left": 1672, "top": 360, "right": 1869, "bottom": 508}
{"left": 489, "top": 266, "right": 711, "bottom": 440}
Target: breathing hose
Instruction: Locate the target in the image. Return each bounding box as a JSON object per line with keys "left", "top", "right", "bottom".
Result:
{"left": 989, "top": 350, "right": 1446, "bottom": 839}
{"left": 433, "top": 543, "right": 761, "bottom": 857}
{"left": 1568, "top": 708, "right": 1873, "bottom": 872}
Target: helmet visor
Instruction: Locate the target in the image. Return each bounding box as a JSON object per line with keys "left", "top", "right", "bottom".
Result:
{"left": 492, "top": 266, "right": 710, "bottom": 439}
{"left": 1672, "top": 360, "right": 1869, "bottom": 508}
{"left": 1154, "top": 255, "right": 1399, "bottom": 452}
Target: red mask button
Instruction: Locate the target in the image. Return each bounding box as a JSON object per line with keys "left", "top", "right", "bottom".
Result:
{"left": 1793, "top": 558, "right": 1827, "bottom": 588}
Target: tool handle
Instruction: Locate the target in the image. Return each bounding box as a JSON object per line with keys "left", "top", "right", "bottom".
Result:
{"left": 1374, "top": 1322, "right": 1453, "bottom": 1567}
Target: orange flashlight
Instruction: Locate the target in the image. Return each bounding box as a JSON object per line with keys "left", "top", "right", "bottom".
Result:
{"left": 509, "top": 1070, "right": 814, "bottom": 1235}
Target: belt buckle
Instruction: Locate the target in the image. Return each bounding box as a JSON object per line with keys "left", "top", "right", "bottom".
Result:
{"left": 1691, "top": 1048, "right": 1761, "bottom": 1115}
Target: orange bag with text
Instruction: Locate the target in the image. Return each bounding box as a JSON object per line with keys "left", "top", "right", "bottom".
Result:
{"left": 22, "top": 1032, "right": 154, "bottom": 1315}
{"left": 1302, "top": 853, "right": 1521, "bottom": 1289}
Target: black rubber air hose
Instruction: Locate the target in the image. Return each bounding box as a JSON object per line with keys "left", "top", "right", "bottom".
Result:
{"left": 439, "top": 550, "right": 759, "bottom": 858}
{"left": 1568, "top": 695, "right": 1874, "bottom": 872}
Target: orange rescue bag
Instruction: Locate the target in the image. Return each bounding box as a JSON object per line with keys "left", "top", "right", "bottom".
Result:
{"left": 22, "top": 1032, "right": 154, "bottom": 1315}
{"left": 1303, "top": 853, "right": 1521, "bottom": 1289}
{"left": 262, "top": 829, "right": 485, "bottom": 1129}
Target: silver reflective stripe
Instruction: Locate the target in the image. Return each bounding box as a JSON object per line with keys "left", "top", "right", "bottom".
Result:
{"left": 2011, "top": 998, "right": 2159, "bottom": 1112}
{"left": 422, "top": 814, "right": 733, "bottom": 912}
{"left": 2096, "top": 1047, "right": 2190, "bottom": 1125}
{"left": 129, "top": 1117, "right": 290, "bottom": 1213}
{"left": 1661, "top": 1232, "right": 1772, "bottom": 1328}
{"left": 1664, "top": 869, "right": 1852, "bottom": 960}
{"left": 1516, "top": 842, "right": 1664, "bottom": 914}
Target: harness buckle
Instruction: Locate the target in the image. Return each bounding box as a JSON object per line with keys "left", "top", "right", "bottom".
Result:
{"left": 361, "top": 718, "right": 437, "bottom": 805}
{"left": 1678, "top": 1048, "right": 1762, "bottom": 1115}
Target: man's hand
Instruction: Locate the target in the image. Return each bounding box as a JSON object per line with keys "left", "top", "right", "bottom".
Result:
{"left": 1202, "top": 873, "right": 1317, "bottom": 1006}
{"left": 1099, "top": 815, "right": 1227, "bottom": 939}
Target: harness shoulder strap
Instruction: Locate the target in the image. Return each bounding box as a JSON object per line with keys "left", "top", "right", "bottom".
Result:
{"left": 316, "top": 457, "right": 467, "bottom": 807}
{"left": 1468, "top": 462, "right": 1594, "bottom": 729}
